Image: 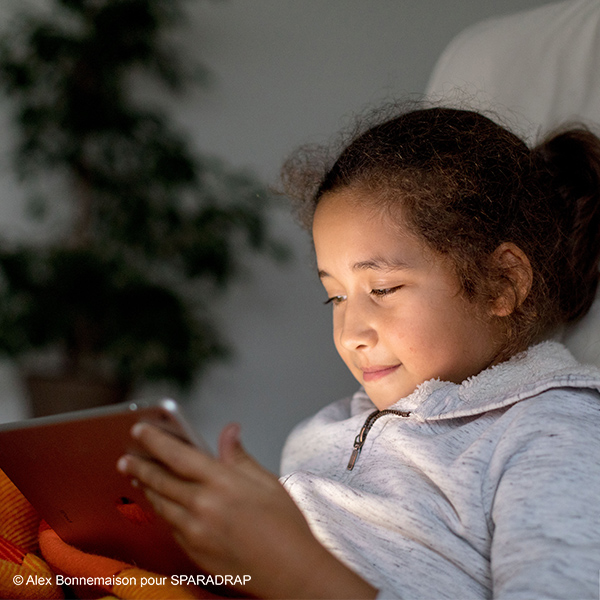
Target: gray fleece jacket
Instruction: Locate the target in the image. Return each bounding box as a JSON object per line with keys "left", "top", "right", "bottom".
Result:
{"left": 280, "top": 342, "right": 600, "bottom": 600}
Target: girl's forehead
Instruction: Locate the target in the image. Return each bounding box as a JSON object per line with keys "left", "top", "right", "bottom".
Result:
{"left": 313, "top": 188, "right": 412, "bottom": 237}
{"left": 312, "top": 189, "right": 438, "bottom": 271}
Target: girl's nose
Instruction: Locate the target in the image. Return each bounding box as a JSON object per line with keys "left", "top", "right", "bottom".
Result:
{"left": 337, "top": 300, "right": 378, "bottom": 351}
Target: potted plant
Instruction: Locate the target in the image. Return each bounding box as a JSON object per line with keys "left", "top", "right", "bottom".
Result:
{"left": 0, "top": 0, "right": 283, "bottom": 416}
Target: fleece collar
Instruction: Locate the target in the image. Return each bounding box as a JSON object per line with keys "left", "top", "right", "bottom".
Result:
{"left": 351, "top": 342, "right": 600, "bottom": 421}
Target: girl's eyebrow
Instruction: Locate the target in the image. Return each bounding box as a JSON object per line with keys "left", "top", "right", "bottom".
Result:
{"left": 353, "top": 257, "right": 411, "bottom": 272}
{"left": 318, "top": 257, "right": 411, "bottom": 279}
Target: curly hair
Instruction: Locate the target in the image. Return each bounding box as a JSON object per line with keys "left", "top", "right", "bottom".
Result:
{"left": 282, "top": 105, "right": 600, "bottom": 359}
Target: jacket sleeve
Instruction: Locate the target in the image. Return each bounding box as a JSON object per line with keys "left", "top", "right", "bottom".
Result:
{"left": 488, "top": 389, "right": 600, "bottom": 600}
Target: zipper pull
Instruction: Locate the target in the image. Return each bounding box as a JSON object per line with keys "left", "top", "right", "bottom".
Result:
{"left": 346, "top": 408, "right": 411, "bottom": 471}
{"left": 347, "top": 428, "right": 368, "bottom": 471}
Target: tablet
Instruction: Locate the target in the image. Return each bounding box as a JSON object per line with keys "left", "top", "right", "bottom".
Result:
{"left": 0, "top": 398, "right": 210, "bottom": 576}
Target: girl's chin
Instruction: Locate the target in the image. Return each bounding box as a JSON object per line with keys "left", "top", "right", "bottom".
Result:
{"left": 363, "top": 381, "right": 417, "bottom": 410}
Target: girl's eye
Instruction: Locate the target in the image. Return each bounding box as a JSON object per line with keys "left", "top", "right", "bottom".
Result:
{"left": 370, "top": 286, "right": 403, "bottom": 298}
{"left": 324, "top": 295, "right": 346, "bottom": 306}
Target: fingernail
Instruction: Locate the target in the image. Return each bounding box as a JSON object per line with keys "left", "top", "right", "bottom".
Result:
{"left": 116, "top": 456, "right": 129, "bottom": 472}
{"left": 131, "top": 423, "right": 144, "bottom": 438}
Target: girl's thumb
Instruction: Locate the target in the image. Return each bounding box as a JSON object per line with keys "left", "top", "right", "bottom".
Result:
{"left": 218, "top": 422, "right": 248, "bottom": 465}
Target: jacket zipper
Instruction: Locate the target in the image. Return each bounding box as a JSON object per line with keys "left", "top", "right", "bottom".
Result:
{"left": 347, "top": 408, "right": 411, "bottom": 470}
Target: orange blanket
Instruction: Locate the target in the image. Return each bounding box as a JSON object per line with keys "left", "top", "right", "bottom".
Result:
{"left": 0, "top": 469, "right": 219, "bottom": 599}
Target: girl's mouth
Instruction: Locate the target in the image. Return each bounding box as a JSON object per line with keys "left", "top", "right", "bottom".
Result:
{"left": 361, "top": 364, "right": 401, "bottom": 382}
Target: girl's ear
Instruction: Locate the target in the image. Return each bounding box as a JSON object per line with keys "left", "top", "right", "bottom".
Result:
{"left": 490, "top": 243, "right": 533, "bottom": 317}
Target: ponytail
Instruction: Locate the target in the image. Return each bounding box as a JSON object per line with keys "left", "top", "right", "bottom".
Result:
{"left": 532, "top": 128, "right": 600, "bottom": 324}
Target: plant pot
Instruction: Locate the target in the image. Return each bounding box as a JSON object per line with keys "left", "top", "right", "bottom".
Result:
{"left": 23, "top": 373, "right": 130, "bottom": 417}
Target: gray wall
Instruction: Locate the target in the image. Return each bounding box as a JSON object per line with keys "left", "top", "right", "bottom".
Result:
{"left": 0, "top": 0, "right": 551, "bottom": 472}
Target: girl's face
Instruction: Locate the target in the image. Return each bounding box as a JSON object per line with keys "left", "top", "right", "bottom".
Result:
{"left": 312, "top": 189, "right": 503, "bottom": 410}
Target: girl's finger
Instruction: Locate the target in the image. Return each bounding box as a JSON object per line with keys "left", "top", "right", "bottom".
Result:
{"left": 217, "top": 422, "right": 241, "bottom": 462}
{"left": 217, "top": 423, "right": 273, "bottom": 486}
{"left": 130, "top": 422, "right": 216, "bottom": 481}
{"left": 143, "top": 487, "right": 196, "bottom": 532}
{"left": 117, "top": 453, "right": 196, "bottom": 506}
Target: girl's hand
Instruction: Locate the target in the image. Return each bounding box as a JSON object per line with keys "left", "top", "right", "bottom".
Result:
{"left": 117, "top": 422, "right": 376, "bottom": 600}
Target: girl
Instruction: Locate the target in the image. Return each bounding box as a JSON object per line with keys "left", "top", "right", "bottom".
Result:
{"left": 117, "top": 106, "right": 600, "bottom": 599}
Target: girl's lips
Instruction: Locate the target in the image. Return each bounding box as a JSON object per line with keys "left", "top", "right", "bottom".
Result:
{"left": 361, "top": 364, "right": 400, "bottom": 382}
